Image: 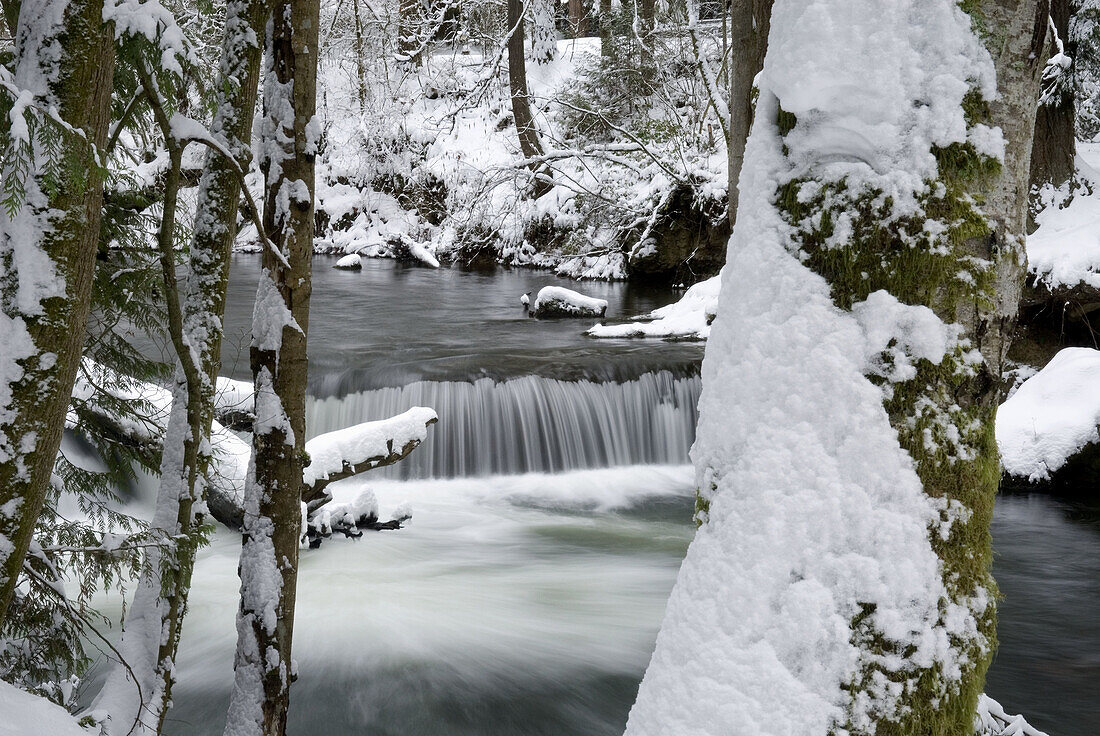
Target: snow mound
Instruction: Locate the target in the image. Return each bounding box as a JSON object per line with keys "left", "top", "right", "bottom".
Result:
{"left": 334, "top": 253, "right": 363, "bottom": 269}
{"left": 0, "top": 681, "right": 90, "bottom": 736}
{"left": 1027, "top": 144, "right": 1100, "bottom": 291}
{"left": 531, "top": 286, "right": 607, "bottom": 318}
{"left": 996, "top": 347, "right": 1100, "bottom": 482}
{"left": 587, "top": 276, "right": 718, "bottom": 340}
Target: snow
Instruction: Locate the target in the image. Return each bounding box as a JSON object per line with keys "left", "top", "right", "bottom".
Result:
{"left": 587, "top": 276, "right": 718, "bottom": 340}
{"left": 1028, "top": 144, "right": 1100, "bottom": 291}
{"left": 0, "top": 680, "right": 90, "bottom": 736}
{"left": 302, "top": 407, "right": 438, "bottom": 489}
{"left": 996, "top": 348, "right": 1100, "bottom": 482}
{"left": 334, "top": 253, "right": 362, "bottom": 269}
{"left": 625, "top": 1, "right": 994, "bottom": 733}
{"left": 531, "top": 286, "right": 607, "bottom": 317}
{"left": 215, "top": 376, "right": 255, "bottom": 417}
{"left": 308, "top": 488, "right": 379, "bottom": 535}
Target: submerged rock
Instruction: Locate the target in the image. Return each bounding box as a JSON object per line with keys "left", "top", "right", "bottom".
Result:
{"left": 532, "top": 286, "right": 608, "bottom": 318}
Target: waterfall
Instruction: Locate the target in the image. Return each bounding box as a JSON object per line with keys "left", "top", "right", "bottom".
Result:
{"left": 305, "top": 370, "right": 701, "bottom": 478}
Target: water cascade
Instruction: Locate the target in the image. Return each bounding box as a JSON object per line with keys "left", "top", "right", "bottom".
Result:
{"left": 305, "top": 370, "right": 702, "bottom": 478}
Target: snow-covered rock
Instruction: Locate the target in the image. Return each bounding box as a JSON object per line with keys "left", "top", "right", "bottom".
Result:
{"left": 335, "top": 253, "right": 363, "bottom": 269}
{"left": 587, "top": 276, "right": 718, "bottom": 340}
{"left": 0, "top": 680, "right": 90, "bottom": 736}
{"left": 997, "top": 347, "right": 1100, "bottom": 485}
{"left": 531, "top": 286, "right": 607, "bottom": 318}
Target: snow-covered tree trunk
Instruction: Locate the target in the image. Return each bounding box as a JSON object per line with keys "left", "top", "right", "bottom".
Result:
{"left": 1072, "top": 0, "right": 1100, "bottom": 140}
{"left": 527, "top": 0, "right": 557, "bottom": 65}
{"left": 637, "top": 0, "right": 655, "bottom": 81}
{"left": 508, "top": 0, "right": 552, "bottom": 198}
{"left": 0, "top": 0, "right": 115, "bottom": 627}
{"left": 223, "top": 0, "right": 317, "bottom": 730}
{"left": 89, "top": 2, "right": 272, "bottom": 731}
{"left": 626, "top": 1, "right": 1043, "bottom": 735}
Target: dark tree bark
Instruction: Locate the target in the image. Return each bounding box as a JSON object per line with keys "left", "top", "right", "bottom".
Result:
{"left": 508, "top": 0, "right": 553, "bottom": 198}
{"left": 599, "top": 0, "right": 612, "bottom": 55}
{"left": 1030, "top": 0, "right": 1076, "bottom": 191}
{"left": 726, "top": 0, "right": 773, "bottom": 228}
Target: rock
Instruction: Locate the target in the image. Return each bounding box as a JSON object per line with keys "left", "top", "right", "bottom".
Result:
{"left": 625, "top": 182, "right": 729, "bottom": 285}
{"left": 335, "top": 253, "right": 363, "bottom": 270}
{"left": 997, "top": 347, "right": 1100, "bottom": 494}
{"left": 532, "top": 286, "right": 608, "bottom": 318}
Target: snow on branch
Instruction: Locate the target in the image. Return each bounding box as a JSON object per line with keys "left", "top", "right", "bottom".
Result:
{"left": 976, "top": 695, "right": 1050, "bottom": 736}
{"left": 301, "top": 407, "right": 438, "bottom": 504}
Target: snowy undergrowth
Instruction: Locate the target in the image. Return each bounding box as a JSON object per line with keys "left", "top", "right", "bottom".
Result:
{"left": 1028, "top": 142, "right": 1100, "bottom": 291}
{"left": 626, "top": 2, "right": 1004, "bottom": 734}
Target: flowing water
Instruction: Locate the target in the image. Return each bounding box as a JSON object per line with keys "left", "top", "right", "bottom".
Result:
{"left": 97, "top": 257, "right": 1098, "bottom": 735}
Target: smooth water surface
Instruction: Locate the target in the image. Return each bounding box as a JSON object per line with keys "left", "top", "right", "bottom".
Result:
{"left": 217, "top": 255, "right": 704, "bottom": 394}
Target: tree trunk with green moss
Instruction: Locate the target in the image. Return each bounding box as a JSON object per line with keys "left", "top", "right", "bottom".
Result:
{"left": 627, "top": 3, "right": 1045, "bottom": 736}
{"left": 0, "top": 0, "right": 115, "bottom": 628}
{"left": 774, "top": 1, "right": 1044, "bottom": 732}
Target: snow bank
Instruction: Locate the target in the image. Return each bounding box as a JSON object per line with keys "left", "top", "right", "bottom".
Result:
{"left": 1028, "top": 145, "right": 1100, "bottom": 291}
{"left": 302, "top": 407, "right": 438, "bottom": 489}
{"left": 531, "top": 286, "right": 607, "bottom": 318}
{"left": 587, "top": 276, "right": 718, "bottom": 340}
{"left": 334, "top": 253, "right": 363, "bottom": 269}
{"left": 996, "top": 348, "right": 1100, "bottom": 482}
{"left": 0, "top": 680, "right": 89, "bottom": 736}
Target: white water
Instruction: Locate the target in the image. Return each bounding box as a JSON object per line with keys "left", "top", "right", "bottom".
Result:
{"left": 149, "top": 466, "right": 698, "bottom": 736}
{"left": 305, "top": 371, "right": 701, "bottom": 478}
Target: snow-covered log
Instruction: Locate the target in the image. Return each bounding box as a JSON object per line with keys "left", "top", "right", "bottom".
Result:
{"left": 997, "top": 347, "right": 1100, "bottom": 488}
{"left": 303, "top": 488, "right": 413, "bottom": 546}
{"left": 531, "top": 286, "right": 608, "bottom": 318}
{"left": 302, "top": 407, "right": 438, "bottom": 506}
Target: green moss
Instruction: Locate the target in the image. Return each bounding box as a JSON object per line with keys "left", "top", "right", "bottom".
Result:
{"left": 773, "top": 87, "right": 1003, "bottom": 736}
{"left": 693, "top": 490, "right": 710, "bottom": 527}
{"left": 777, "top": 105, "right": 798, "bottom": 137}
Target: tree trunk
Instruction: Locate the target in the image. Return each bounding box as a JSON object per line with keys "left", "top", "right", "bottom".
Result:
{"left": 88, "top": 1, "right": 271, "bottom": 731}
{"left": 626, "top": 1, "right": 1045, "bottom": 734}
{"left": 0, "top": 0, "right": 115, "bottom": 627}
{"left": 568, "top": 0, "right": 587, "bottom": 36}
{"left": 1030, "top": 0, "right": 1075, "bottom": 191}
{"left": 508, "top": 0, "right": 553, "bottom": 198}
{"left": 222, "top": 0, "right": 317, "bottom": 730}
{"left": 726, "top": 0, "right": 772, "bottom": 229}
{"left": 599, "top": 0, "right": 612, "bottom": 55}
{"left": 638, "top": 0, "right": 655, "bottom": 81}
